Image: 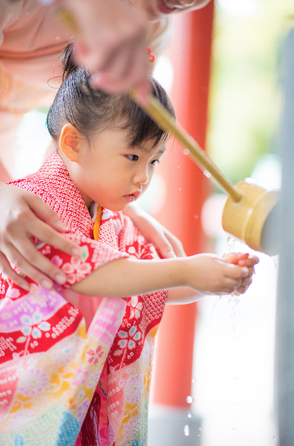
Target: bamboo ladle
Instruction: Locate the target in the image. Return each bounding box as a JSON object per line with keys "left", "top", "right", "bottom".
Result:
{"left": 135, "top": 93, "right": 279, "bottom": 255}
{"left": 56, "top": 8, "right": 279, "bottom": 255}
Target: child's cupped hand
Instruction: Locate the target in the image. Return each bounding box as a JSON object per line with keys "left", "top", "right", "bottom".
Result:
{"left": 222, "top": 252, "right": 259, "bottom": 295}
{"left": 184, "top": 252, "right": 259, "bottom": 296}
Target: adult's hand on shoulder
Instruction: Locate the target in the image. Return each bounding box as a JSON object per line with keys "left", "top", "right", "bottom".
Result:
{"left": 0, "top": 183, "right": 80, "bottom": 290}
{"left": 123, "top": 203, "right": 186, "bottom": 258}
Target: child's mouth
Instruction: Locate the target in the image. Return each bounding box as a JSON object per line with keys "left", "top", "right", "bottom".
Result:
{"left": 123, "top": 191, "right": 141, "bottom": 202}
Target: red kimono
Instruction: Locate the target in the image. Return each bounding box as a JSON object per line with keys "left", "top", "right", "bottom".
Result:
{"left": 0, "top": 152, "right": 167, "bottom": 446}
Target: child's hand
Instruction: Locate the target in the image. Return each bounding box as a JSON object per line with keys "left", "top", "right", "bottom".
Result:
{"left": 184, "top": 253, "right": 252, "bottom": 296}
{"left": 222, "top": 252, "right": 259, "bottom": 295}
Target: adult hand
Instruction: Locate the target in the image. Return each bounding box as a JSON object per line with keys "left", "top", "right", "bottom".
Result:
{"left": 0, "top": 183, "right": 81, "bottom": 291}
{"left": 123, "top": 203, "right": 186, "bottom": 258}
{"left": 61, "top": 0, "right": 151, "bottom": 101}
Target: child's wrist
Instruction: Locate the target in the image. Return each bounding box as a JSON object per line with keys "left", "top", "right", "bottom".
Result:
{"left": 175, "top": 257, "right": 191, "bottom": 288}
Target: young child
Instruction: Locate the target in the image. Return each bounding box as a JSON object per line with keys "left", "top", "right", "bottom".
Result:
{"left": 0, "top": 45, "right": 258, "bottom": 446}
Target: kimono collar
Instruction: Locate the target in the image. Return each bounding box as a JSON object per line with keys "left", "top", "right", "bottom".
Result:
{"left": 35, "top": 152, "right": 94, "bottom": 238}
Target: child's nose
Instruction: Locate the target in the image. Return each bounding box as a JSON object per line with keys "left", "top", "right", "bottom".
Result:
{"left": 133, "top": 168, "right": 149, "bottom": 185}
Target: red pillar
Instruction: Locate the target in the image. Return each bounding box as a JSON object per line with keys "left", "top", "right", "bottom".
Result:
{"left": 152, "top": 1, "right": 214, "bottom": 407}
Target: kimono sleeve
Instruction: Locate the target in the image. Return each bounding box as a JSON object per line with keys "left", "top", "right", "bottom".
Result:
{"left": 37, "top": 233, "right": 129, "bottom": 288}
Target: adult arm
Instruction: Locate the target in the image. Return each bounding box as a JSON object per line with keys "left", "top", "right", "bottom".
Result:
{"left": 0, "top": 183, "right": 80, "bottom": 290}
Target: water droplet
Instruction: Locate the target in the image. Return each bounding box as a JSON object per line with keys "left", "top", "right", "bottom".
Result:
{"left": 199, "top": 427, "right": 202, "bottom": 431}
{"left": 183, "top": 149, "right": 190, "bottom": 155}
{"left": 187, "top": 411, "right": 192, "bottom": 419}
{"left": 191, "top": 378, "right": 195, "bottom": 383}
{"left": 273, "top": 436, "right": 276, "bottom": 441}
{"left": 179, "top": 188, "right": 181, "bottom": 191}
{"left": 203, "top": 170, "right": 211, "bottom": 178}
{"left": 233, "top": 427, "right": 236, "bottom": 432}
{"left": 186, "top": 395, "right": 194, "bottom": 404}
{"left": 194, "top": 215, "right": 198, "bottom": 219}
{"left": 184, "top": 424, "right": 190, "bottom": 436}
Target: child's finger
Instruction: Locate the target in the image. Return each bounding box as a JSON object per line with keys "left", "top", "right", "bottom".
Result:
{"left": 224, "top": 276, "right": 244, "bottom": 290}
{"left": 240, "top": 265, "right": 255, "bottom": 276}
{"left": 235, "top": 275, "right": 253, "bottom": 294}
{"left": 221, "top": 261, "right": 249, "bottom": 278}
{"left": 238, "top": 255, "right": 259, "bottom": 267}
{"left": 223, "top": 252, "right": 249, "bottom": 265}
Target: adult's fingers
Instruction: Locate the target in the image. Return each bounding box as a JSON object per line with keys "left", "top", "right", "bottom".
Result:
{"left": 148, "top": 230, "right": 185, "bottom": 259}
{"left": 90, "top": 47, "right": 150, "bottom": 96}
{"left": 2, "top": 240, "right": 68, "bottom": 290}
{"left": 68, "top": 0, "right": 150, "bottom": 95}
{"left": 0, "top": 252, "right": 30, "bottom": 291}
{"left": 164, "top": 232, "right": 186, "bottom": 257}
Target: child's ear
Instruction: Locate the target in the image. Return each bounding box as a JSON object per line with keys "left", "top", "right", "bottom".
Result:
{"left": 59, "top": 124, "right": 81, "bottom": 162}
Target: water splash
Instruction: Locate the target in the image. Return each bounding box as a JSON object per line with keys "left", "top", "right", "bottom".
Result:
{"left": 271, "top": 256, "right": 278, "bottom": 269}
{"left": 225, "top": 236, "right": 242, "bottom": 324}
{"left": 225, "top": 235, "right": 237, "bottom": 253}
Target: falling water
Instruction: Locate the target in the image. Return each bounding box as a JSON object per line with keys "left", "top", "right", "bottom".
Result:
{"left": 186, "top": 395, "right": 194, "bottom": 404}
{"left": 184, "top": 424, "right": 190, "bottom": 436}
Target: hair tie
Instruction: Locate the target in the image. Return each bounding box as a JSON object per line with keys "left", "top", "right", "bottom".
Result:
{"left": 147, "top": 47, "right": 156, "bottom": 63}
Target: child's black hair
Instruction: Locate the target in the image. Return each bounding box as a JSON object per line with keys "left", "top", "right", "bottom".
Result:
{"left": 47, "top": 44, "right": 175, "bottom": 148}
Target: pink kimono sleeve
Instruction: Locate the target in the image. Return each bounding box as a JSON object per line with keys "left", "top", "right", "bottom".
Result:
{"left": 0, "top": 233, "right": 129, "bottom": 301}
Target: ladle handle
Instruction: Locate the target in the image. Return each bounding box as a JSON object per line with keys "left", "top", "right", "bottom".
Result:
{"left": 134, "top": 93, "right": 243, "bottom": 202}
{"left": 54, "top": 9, "right": 241, "bottom": 200}
{"left": 55, "top": 9, "right": 242, "bottom": 202}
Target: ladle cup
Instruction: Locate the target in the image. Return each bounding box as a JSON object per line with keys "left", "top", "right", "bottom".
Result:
{"left": 135, "top": 93, "right": 279, "bottom": 255}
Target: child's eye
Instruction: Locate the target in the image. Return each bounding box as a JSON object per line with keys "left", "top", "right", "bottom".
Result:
{"left": 126, "top": 154, "right": 139, "bottom": 162}
{"left": 151, "top": 159, "right": 160, "bottom": 166}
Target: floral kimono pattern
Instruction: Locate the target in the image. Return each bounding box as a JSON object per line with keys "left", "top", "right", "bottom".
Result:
{"left": 0, "top": 153, "right": 167, "bottom": 446}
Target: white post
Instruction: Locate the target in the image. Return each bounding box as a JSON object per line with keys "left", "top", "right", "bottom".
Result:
{"left": 276, "top": 27, "right": 294, "bottom": 446}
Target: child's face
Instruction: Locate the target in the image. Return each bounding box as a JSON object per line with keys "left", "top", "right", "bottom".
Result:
{"left": 72, "top": 128, "right": 166, "bottom": 211}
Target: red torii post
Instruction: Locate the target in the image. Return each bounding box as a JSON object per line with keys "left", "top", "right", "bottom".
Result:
{"left": 149, "top": 2, "right": 214, "bottom": 444}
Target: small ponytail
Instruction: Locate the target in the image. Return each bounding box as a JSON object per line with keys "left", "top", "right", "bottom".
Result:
{"left": 61, "top": 43, "right": 79, "bottom": 81}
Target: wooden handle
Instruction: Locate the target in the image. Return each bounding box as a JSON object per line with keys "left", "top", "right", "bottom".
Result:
{"left": 133, "top": 92, "right": 243, "bottom": 202}
{"left": 55, "top": 7, "right": 242, "bottom": 202}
